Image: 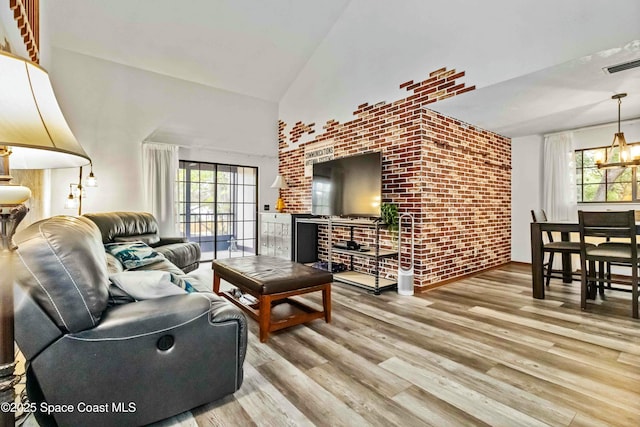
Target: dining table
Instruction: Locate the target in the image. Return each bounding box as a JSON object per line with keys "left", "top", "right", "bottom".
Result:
{"left": 530, "top": 219, "right": 640, "bottom": 299}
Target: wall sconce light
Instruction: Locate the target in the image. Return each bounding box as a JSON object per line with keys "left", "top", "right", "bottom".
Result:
{"left": 64, "top": 184, "right": 78, "bottom": 210}
{"left": 85, "top": 161, "right": 97, "bottom": 187}
{"left": 64, "top": 164, "right": 97, "bottom": 215}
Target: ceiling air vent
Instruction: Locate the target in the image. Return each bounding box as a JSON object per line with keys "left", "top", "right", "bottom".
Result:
{"left": 603, "top": 58, "right": 640, "bottom": 74}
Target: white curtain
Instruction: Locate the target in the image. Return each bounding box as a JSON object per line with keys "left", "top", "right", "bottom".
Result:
{"left": 543, "top": 132, "right": 577, "bottom": 221}
{"left": 142, "top": 142, "right": 179, "bottom": 236}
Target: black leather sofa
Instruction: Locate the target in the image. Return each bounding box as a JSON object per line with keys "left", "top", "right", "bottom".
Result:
{"left": 13, "top": 215, "right": 247, "bottom": 426}
{"left": 83, "top": 211, "right": 201, "bottom": 273}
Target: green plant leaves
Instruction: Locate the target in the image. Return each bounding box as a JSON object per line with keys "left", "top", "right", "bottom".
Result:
{"left": 380, "top": 202, "right": 399, "bottom": 232}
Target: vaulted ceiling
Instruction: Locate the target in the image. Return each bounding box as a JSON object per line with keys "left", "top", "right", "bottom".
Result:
{"left": 45, "top": 0, "right": 351, "bottom": 102}
{"left": 44, "top": 0, "right": 640, "bottom": 137}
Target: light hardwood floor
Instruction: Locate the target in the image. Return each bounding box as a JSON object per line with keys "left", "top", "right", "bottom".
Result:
{"left": 158, "top": 263, "right": 640, "bottom": 427}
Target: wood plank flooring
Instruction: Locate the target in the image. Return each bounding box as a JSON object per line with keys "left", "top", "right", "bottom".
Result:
{"left": 156, "top": 263, "right": 640, "bottom": 427}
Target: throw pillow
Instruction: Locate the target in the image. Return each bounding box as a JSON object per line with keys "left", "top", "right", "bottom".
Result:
{"left": 170, "top": 274, "right": 197, "bottom": 293}
{"left": 109, "top": 271, "right": 187, "bottom": 300}
{"left": 104, "top": 241, "right": 165, "bottom": 270}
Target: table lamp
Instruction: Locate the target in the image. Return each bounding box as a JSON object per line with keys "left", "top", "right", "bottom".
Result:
{"left": 0, "top": 50, "right": 90, "bottom": 426}
{"left": 270, "top": 174, "right": 288, "bottom": 212}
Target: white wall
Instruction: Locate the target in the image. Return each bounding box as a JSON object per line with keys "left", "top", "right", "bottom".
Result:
{"left": 511, "top": 119, "right": 640, "bottom": 263}
{"left": 47, "top": 48, "right": 279, "bottom": 217}
{"left": 511, "top": 135, "right": 544, "bottom": 263}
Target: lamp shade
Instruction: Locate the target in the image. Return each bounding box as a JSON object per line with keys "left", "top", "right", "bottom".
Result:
{"left": 270, "top": 175, "right": 288, "bottom": 189}
{"left": 0, "top": 50, "right": 89, "bottom": 169}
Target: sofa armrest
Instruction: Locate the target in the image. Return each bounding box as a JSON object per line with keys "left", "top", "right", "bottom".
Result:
{"left": 154, "top": 241, "right": 201, "bottom": 273}
{"left": 208, "top": 293, "right": 248, "bottom": 365}
{"left": 155, "top": 236, "right": 189, "bottom": 246}
{"left": 71, "top": 292, "right": 244, "bottom": 340}
{"left": 30, "top": 292, "right": 248, "bottom": 426}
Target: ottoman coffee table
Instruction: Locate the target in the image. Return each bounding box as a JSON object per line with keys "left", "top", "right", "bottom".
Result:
{"left": 212, "top": 255, "right": 333, "bottom": 342}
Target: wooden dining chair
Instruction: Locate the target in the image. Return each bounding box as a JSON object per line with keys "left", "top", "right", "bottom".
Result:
{"left": 578, "top": 210, "right": 639, "bottom": 318}
{"left": 531, "top": 209, "right": 588, "bottom": 287}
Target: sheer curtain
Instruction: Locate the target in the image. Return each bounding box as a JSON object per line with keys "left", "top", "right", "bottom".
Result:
{"left": 543, "top": 132, "right": 577, "bottom": 221}
{"left": 142, "top": 142, "right": 179, "bottom": 236}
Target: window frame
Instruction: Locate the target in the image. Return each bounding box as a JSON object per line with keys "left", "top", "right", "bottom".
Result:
{"left": 177, "top": 160, "right": 259, "bottom": 261}
{"left": 576, "top": 144, "right": 640, "bottom": 203}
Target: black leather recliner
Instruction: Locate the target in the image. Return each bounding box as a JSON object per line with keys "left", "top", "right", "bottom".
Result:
{"left": 13, "top": 215, "right": 247, "bottom": 426}
{"left": 83, "top": 211, "right": 201, "bottom": 273}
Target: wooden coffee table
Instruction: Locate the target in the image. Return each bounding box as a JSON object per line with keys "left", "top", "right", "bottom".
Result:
{"left": 212, "top": 256, "right": 332, "bottom": 342}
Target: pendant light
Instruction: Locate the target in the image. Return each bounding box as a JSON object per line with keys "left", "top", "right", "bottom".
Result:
{"left": 596, "top": 93, "right": 639, "bottom": 169}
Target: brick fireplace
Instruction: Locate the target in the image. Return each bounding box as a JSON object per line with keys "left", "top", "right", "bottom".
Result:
{"left": 278, "top": 67, "right": 511, "bottom": 290}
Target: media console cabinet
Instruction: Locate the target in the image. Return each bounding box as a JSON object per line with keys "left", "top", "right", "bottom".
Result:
{"left": 294, "top": 217, "right": 397, "bottom": 295}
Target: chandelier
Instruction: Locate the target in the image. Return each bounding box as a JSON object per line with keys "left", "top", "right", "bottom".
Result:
{"left": 596, "top": 93, "right": 640, "bottom": 169}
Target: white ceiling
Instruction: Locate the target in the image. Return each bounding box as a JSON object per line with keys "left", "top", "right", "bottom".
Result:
{"left": 431, "top": 40, "right": 640, "bottom": 138}
{"left": 44, "top": 0, "right": 640, "bottom": 138}
{"left": 45, "top": 0, "right": 351, "bottom": 102}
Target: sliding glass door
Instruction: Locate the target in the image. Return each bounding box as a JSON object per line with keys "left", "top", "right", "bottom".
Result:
{"left": 178, "top": 160, "right": 258, "bottom": 261}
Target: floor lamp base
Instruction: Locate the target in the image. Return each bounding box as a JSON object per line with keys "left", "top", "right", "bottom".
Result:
{"left": 0, "top": 204, "right": 28, "bottom": 427}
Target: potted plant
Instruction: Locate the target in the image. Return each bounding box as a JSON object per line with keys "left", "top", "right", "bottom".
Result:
{"left": 380, "top": 202, "right": 399, "bottom": 248}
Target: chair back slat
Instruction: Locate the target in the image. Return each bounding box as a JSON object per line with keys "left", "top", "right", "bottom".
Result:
{"left": 531, "top": 209, "right": 554, "bottom": 242}
{"left": 578, "top": 210, "right": 637, "bottom": 249}
{"left": 584, "top": 227, "right": 632, "bottom": 238}
{"left": 530, "top": 210, "right": 548, "bottom": 222}
{"left": 581, "top": 211, "right": 635, "bottom": 228}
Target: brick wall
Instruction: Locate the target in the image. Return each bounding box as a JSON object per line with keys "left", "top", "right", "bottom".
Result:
{"left": 278, "top": 67, "right": 511, "bottom": 289}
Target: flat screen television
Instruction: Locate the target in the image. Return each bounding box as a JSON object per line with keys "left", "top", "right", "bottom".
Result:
{"left": 311, "top": 151, "right": 382, "bottom": 217}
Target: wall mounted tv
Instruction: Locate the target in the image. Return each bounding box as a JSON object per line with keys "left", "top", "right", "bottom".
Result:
{"left": 311, "top": 151, "right": 382, "bottom": 217}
